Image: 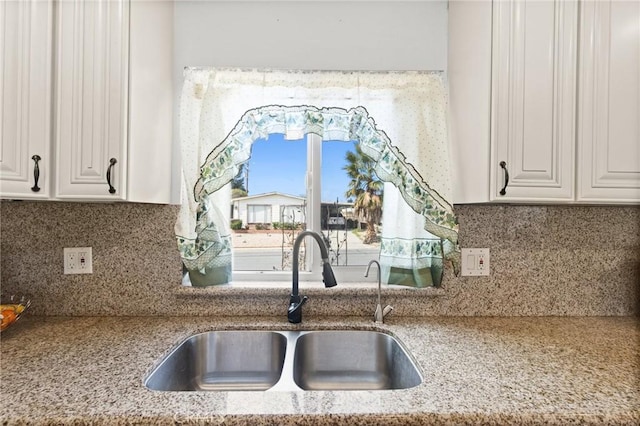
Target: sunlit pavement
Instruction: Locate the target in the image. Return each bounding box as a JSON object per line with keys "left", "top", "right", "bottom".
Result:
{"left": 233, "top": 230, "right": 380, "bottom": 271}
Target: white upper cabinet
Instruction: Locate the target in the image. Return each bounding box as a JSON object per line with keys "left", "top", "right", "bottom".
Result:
{"left": 0, "top": 0, "right": 53, "bottom": 199}
{"left": 0, "top": 0, "right": 174, "bottom": 203}
{"left": 577, "top": 0, "right": 640, "bottom": 203}
{"left": 449, "top": 0, "right": 492, "bottom": 204}
{"left": 490, "top": 0, "right": 578, "bottom": 202}
{"left": 55, "top": 0, "right": 129, "bottom": 200}
{"left": 126, "top": 0, "right": 174, "bottom": 204}
{"left": 452, "top": 0, "right": 639, "bottom": 204}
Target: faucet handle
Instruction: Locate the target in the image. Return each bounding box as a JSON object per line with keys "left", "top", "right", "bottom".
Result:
{"left": 374, "top": 304, "right": 394, "bottom": 323}
{"left": 288, "top": 294, "right": 308, "bottom": 324}
{"left": 382, "top": 305, "right": 394, "bottom": 317}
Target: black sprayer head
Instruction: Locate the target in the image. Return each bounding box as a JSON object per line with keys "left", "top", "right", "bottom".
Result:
{"left": 322, "top": 261, "right": 338, "bottom": 288}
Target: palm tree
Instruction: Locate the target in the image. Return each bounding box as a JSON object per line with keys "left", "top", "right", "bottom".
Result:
{"left": 231, "top": 164, "right": 248, "bottom": 198}
{"left": 343, "top": 144, "right": 383, "bottom": 244}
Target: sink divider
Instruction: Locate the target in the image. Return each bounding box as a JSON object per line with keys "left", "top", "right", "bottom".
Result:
{"left": 267, "top": 330, "right": 306, "bottom": 392}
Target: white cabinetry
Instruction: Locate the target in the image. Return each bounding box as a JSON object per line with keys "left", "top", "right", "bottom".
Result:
{"left": 452, "top": 0, "right": 639, "bottom": 204}
{"left": 577, "top": 0, "right": 640, "bottom": 203}
{"left": 127, "top": 0, "right": 174, "bottom": 204}
{"left": 0, "top": 0, "right": 53, "bottom": 199}
{"left": 449, "top": 0, "right": 492, "bottom": 204}
{"left": 490, "top": 0, "right": 578, "bottom": 202}
{"left": 0, "top": 0, "right": 174, "bottom": 203}
{"left": 55, "top": 0, "right": 129, "bottom": 199}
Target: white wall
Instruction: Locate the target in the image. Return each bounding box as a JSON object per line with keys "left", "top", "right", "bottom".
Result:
{"left": 172, "top": 0, "right": 449, "bottom": 201}
{"left": 173, "top": 0, "right": 447, "bottom": 72}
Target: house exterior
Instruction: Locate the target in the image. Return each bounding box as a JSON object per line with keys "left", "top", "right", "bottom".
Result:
{"left": 231, "top": 192, "right": 306, "bottom": 226}
{"left": 231, "top": 192, "right": 360, "bottom": 230}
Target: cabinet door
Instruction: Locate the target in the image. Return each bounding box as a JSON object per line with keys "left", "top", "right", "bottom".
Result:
{"left": 55, "top": 0, "right": 129, "bottom": 200}
{"left": 490, "top": 0, "right": 578, "bottom": 202}
{"left": 0, "top": 0, "right": 52, "bottom": 199}
{"left": 578, "top": 0, "right": 640, "bottom": 203}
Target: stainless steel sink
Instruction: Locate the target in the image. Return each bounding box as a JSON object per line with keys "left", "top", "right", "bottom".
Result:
{"left": 144, "top": 331, "right": 287, "bottom": 391}
{"left": 292, "top": 330, "right": 422, "bottom": 391}
{"left": 145, "top": 330, "right": 422, "bottom": 392}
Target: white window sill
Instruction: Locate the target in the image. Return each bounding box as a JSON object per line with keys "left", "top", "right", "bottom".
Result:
{"left": 173, "top": 280, "right": 446, "bottom": 298}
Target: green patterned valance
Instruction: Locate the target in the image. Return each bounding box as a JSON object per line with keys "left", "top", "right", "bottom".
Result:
{"left": 176, "top": 68, "right": 461, "bottom": 286}
{"left": 189, "top": 105, "right": 459, "bottom": 273}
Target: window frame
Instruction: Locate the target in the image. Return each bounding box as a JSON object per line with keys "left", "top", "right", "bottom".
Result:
{"left": 231, "top": 133, "right": 381, "bottom": 283}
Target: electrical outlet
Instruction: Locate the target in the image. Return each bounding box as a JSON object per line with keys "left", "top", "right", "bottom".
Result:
{"left": 461, "top": 248, "right": 490, "bottom": 276}
{"left": 64, "top": 247, "right": 93, "bottom": 274}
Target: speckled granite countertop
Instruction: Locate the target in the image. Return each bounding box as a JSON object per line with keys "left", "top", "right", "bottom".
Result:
{"left": 1, "top": 316, "right": 639, "bottom": 425}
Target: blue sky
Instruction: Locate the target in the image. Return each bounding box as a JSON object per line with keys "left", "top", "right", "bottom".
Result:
{"left": 246, "top": 133, "right": 355, "bottom": 203}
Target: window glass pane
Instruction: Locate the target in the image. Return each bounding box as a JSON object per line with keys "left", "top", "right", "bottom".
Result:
{"left": 231, "top": 134, "right": 385, "bottom": 279}
{"left": 231, "top": 133, "right": 307, "bottom": 272}
{"left": 321, "top": 140, "right": 381, "bottom": 267}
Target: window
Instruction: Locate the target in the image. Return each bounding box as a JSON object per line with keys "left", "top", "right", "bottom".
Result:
{"left": 247, "top": 205, "right": 272, "bottom": 224}
{"left": 230, "top": 133, "right": 383, "bottom": 282}
{"left": 177, "top": 70, "right": 460, "bottom": 289}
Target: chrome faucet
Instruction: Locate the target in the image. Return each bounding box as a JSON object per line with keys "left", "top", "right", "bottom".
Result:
{"left": 365, "top": 260, "right": 393, "bottom": 323}
{"left": 288, "top": 230, "right": 338, "bottom": 323}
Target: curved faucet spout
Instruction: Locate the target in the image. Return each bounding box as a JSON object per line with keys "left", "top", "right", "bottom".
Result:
{"left": 288, "top": 230, "right": 338, "bottom": 324}
{"left": 365, "top": 259, "right": 393, "bottom": 323}
{"left": 292, "top": 230, "right": 336, "bottom": 296}
{"left": 365, "top": 260, "right": 382, "bottom": 307}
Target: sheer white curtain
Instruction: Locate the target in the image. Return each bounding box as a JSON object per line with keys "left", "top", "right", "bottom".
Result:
{"left": 381, "top": 184, "right": 446, "bottom": 287}
{"left": 176, "top": 68, "right": 459, "bottom": 286}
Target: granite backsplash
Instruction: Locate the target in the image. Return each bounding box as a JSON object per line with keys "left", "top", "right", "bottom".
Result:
{"left": 1, "top": 201, "right": 638, "bottom": 316}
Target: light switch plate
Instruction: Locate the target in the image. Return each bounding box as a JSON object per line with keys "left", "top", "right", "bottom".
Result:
{"left": 461, "top": 248, "right": 490, "bottom": 276}
{"left": 64, "top": 247, "right": 93, "bottom": 274}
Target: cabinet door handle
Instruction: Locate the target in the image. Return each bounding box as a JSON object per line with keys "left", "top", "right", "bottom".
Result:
{"left": 106, "top": 158, "right": 117, "bottom": 194}
{"left": 31, "top": 155, "right": 41, "bottom": 192}
{"left": 499, "top": 161, "right": 509, "bottom": 196}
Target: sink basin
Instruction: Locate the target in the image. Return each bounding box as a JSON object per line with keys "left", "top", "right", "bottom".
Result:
{"left": 144, "top": 331, "right": 287, "bottom": 391}
{"left": 145, "top": 329, "right": 422, "bottom": 392}
{"left": 293, "top": 331, "right": 422, "bottom": 390}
